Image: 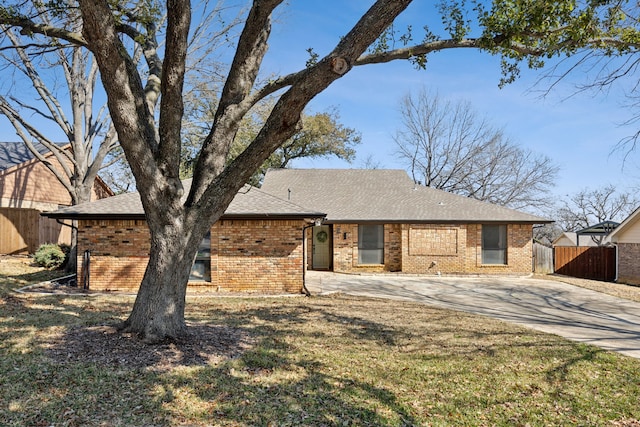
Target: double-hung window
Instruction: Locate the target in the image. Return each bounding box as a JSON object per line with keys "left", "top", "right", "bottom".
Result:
{"left": 482, "top": 224, "right": 507, "bottom": 265}
{"left": 358, "top": 224, "right": 384, "bottom": 264}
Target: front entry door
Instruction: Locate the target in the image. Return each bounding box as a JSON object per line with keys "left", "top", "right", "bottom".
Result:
{"left": 312, "top": 225, "right": 331, "bottom": 270}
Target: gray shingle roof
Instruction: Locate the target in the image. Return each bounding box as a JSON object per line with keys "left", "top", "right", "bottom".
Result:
{"left": 260, "top": 169, "right": 551, "bottom": 223}
{"left": 44, "top": 179, "right": 324, "bottom": 219}
{"left": 0, "top": 141, "right": 66, "bottom": 171}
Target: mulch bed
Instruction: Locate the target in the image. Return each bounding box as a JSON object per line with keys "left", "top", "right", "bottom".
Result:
{"left": 45, "top": 323, "right": 254, "bottom": 371}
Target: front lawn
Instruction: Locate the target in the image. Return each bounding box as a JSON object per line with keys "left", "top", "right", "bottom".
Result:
{"left": 2, "top": 256, "right": 640, "bottom": 426}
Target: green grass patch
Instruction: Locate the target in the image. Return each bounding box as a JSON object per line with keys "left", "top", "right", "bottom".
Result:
{"left": 2, "top": 257, "right": 640, "bottom": 426}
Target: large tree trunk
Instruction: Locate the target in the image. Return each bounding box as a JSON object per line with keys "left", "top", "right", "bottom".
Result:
{"left": 120, "top": 220, "right": 200, "bottom": 342}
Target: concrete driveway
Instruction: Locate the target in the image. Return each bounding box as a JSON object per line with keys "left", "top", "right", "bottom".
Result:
{"left": 305, "top": 271, "right": 640, "bottom": 359}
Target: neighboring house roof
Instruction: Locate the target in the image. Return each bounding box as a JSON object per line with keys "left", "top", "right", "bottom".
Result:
{"left": 552, "top": 232, "right": 579, "bottom": 247}
{"left": 260, "top": 169, "right": 551, "bottom": 224}
{"left": 0, "top": 141, "right": 116, "bottom": 200}
{"left": 609, "top": 206, "right": 640, "bottom": 243}
{"left": 552, "top": 232, "right": 600, "bottom": 247}
{"left": 43, "top": 179, "right": 324, "bottom": 220}
{"left": 0, "top": 141, "right": 67, "bottom": 171}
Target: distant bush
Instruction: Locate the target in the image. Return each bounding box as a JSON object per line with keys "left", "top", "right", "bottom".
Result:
{"left": 34, "top": 244, "right": 67, "bottom": 269}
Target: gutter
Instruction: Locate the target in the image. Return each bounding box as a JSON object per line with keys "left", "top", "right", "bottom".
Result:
{"left": 55, "top": 218, "right": 77, "bottom": 233}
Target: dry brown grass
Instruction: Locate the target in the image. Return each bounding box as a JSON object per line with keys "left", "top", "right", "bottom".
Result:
{"left": 537, "top": 273, "right": 640, "bottom": 302}
{"left": 3, "top": 257, "right": 640, "bottom": 426}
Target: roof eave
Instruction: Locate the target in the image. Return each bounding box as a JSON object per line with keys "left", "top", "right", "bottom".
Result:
{"left": 323, "top": 219, "right": 553, "bottom": 224}
{"left": 42, "top": 212, "right": 325, "bottom": 221}
{"left": 41, "top": 212, "right": 147, "bottom": 221}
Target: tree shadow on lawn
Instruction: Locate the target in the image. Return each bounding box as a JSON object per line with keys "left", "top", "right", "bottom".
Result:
{"left": 7, "top": 294, "right": 639, "bottom": 426}
{"left": 37, "top": 296, "right": 423, "bottom": 426}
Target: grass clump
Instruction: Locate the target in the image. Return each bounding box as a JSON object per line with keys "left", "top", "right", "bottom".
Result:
{"left": 2, "top": 257, "right": 640, "bottom": 426}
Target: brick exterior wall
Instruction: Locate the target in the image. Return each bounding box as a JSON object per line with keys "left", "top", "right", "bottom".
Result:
{"left": 76, "top": 220, "right": 150, "bottom": 292}
{"left": 76, "top": 218, "right": 306, "bottom": 293}
{"left": 617, "top": 243, "right": 640, "bottom": 285}
{"left": 329, "top": 223, "right": 533, "bottom": 275}
{"left": 402, "top": 224, "right": 469, "bottom": 273}
{"left": 76, "top": 219, "right": 534, "bottom": 293}
{"left": 210, "top": 219, "right": 305, "bottom": 293}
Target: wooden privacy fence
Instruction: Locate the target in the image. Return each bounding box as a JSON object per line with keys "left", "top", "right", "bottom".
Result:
{"left": 533, "top": 243, "right": 554, "bottom": 274}
{"left": 554, "top": 246, "right": 616, "bottom": 282}
{"left": 0, "top": 207, "right": 71, "bottom": 254}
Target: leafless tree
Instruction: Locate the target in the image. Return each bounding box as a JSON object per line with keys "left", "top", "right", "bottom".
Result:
{"left": 0, "top": 1, "right": 240, "bottom": 265}
{"left": 1, "top": 0, "right": 637, "bottom": 342}
{"left": 0, "top": 20, "right": 119, "bottom": 270}
{"left": 556, "top": 185, "right": 639, "bottom": 244}
{"left": 395, "top": 88, "right": 559, "bottom": 210}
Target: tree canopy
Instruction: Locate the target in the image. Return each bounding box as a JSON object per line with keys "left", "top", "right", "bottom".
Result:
{"left": 1, "top": 0, "right": 638, "bottom": 341}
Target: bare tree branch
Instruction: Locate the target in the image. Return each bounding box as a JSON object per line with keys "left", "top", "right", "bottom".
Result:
{"left": 394, "top": 88, "right": 558, "bottom": 210}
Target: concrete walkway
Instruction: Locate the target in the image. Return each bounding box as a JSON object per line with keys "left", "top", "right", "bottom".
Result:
{"left": 305, "top": 271, "right": 640, "bottom": 359}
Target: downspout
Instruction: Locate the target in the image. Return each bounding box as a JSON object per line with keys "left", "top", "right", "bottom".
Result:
{"left": 82, "top": 250, "right": 91, "bottom": 290}
{"left": 56, "top": 218, "right": 78, "bottom": 233}
{"left": 302, "top": 223, "right": 313, "bottom": 296}
{"left": 614, "top": 243, "right": 619, "bottom": 282}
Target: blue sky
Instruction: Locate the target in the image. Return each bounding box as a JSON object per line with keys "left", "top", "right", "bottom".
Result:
{"left": 262, "top": 1, "right": 639, "bottom": 203}
{"left": 0, "top": 1, "right": 636, "bottom": 208}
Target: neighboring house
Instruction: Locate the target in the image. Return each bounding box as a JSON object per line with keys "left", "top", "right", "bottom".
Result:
{"left": 553, "top": 232, "right": 581, "bottom": 247}
{"left": 0, "top": 141, "right": 112, "bottom": 254}
{"left": 553, "top": 232, "right": 599, "bottom": 247}
{"left": 608, "top": 207, "right": 640, "bottom": 285}
{"left": 45, "top": 169, "right": 550, "bottom": 293}
{"left": 552, "top": 221, "right": 618, "bottom": 247}
{"left": 576, "top": 221, "right": 618, "bottom": 246}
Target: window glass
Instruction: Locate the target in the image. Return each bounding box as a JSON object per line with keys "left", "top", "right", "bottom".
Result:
{"left": 190, "top": 231, "right": 211, "bottom": 281}
{"left": 358, "top": 224, "right": 384, "bottom": 264}
{"left": 482, "top": 224, "right": 507, "bottom": 265}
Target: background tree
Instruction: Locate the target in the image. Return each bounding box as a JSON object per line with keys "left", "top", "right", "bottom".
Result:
{"left": 394, "top": 88, "right": 559, "bottom": 210}
{"left": 226, "top": 104, "right": 361, "bottom": 186}
{"left": 0, "top": 22, "right": 118, "bottom": 271}
{"left": 0, "top": 1, "right": 239, "bottom": 262}
{"left": 181, "top": 85, "right": 361, "bottom": 185}
{"left": 555, "top": 185, "right": 638, "bottom": 244}
{"left": 106, "top": 87, "right": 361, "bottom": 189}
{"left": 2, "top": 0, "right": 637, "bottom": 342}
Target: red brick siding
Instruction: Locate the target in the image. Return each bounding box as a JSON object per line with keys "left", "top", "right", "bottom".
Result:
{"left": 402, "top": 224, "right": 469, "bottom": 273}
{"left": 211, "top": 219, "right": 305, "bottom": 293}
{"left": 332, "top": 224, "right": 357, "bottom": 272}
{"left": 77, "top": 218, "right": 306, "bottom": 293}
{"left": 466, "top": 223, "right": 533, "bottom": 274}
{"left": 617, "top": 243, "right": 640, "bottom": 285}
{"left": 76, "top": 220, "right": 150, "bottom": 292}
{"left": 330, "top": 223, "right": 533, "bottom": 275}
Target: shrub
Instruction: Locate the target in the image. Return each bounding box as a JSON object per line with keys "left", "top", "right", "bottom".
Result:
{"left": 34, "top": 244, "right": 67, "bottom": 269}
